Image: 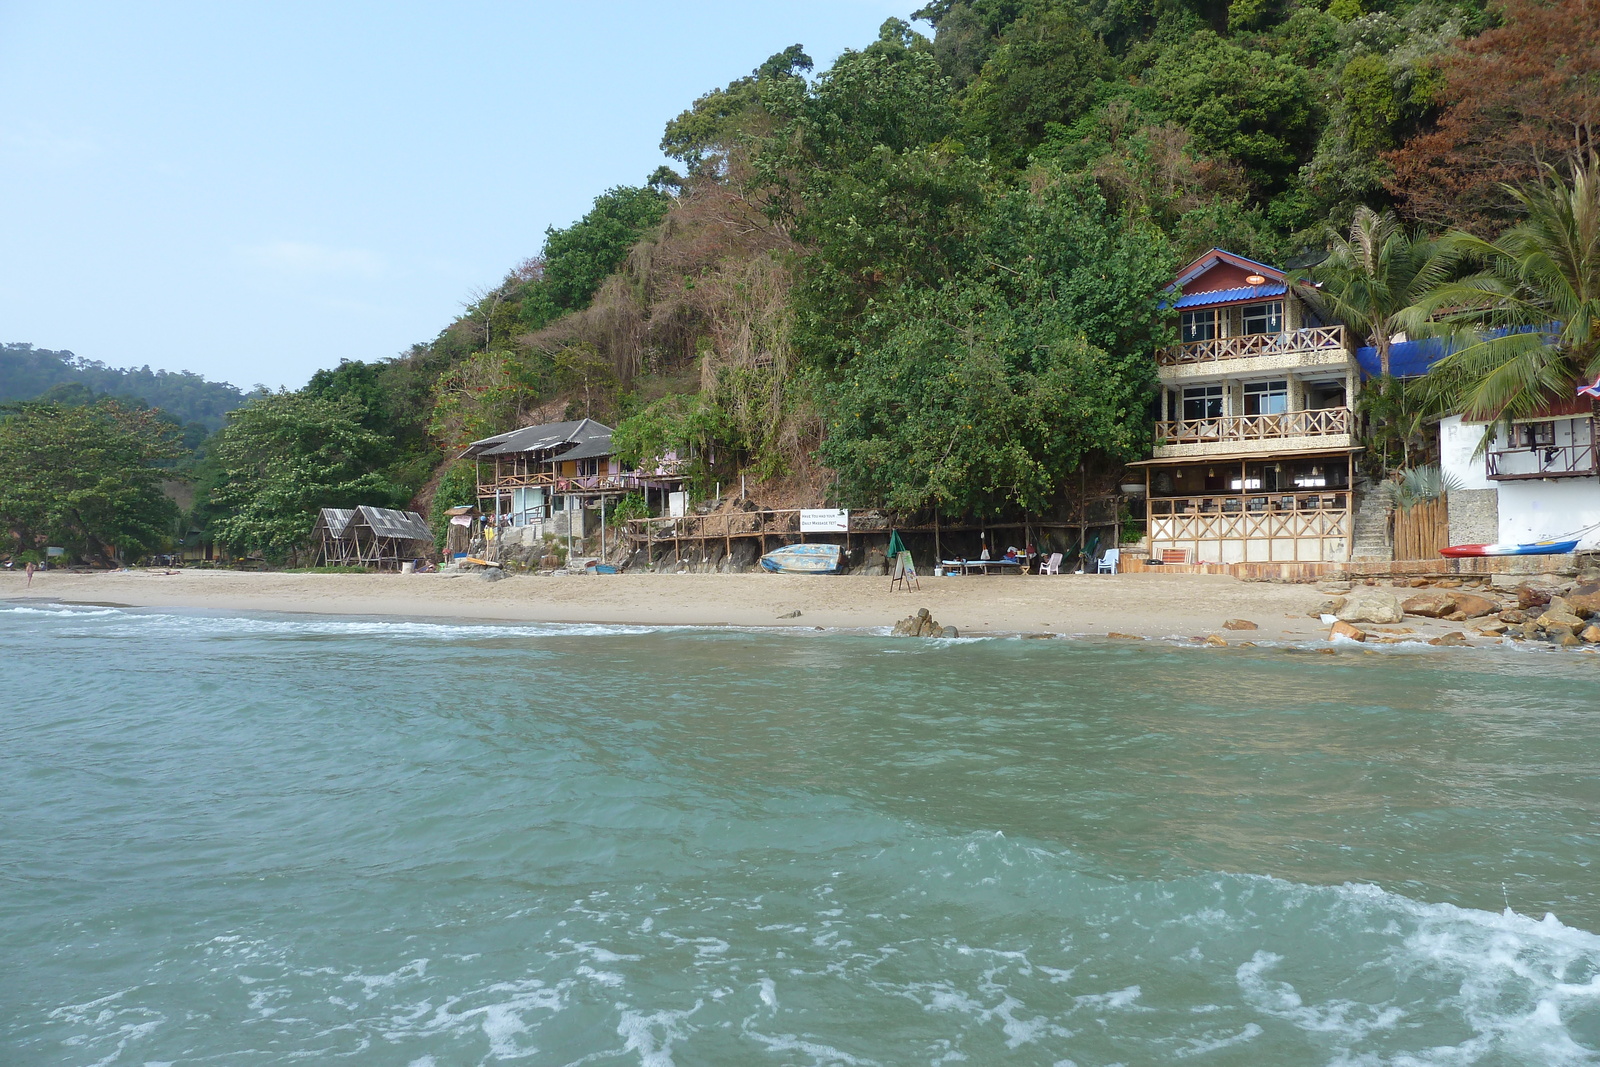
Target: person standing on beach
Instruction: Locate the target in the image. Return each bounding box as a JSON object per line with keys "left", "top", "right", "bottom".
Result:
{"left": 26, "top": 561, "right": 35, "bottom": 586}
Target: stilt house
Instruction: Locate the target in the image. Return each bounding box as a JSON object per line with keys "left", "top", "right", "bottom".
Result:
{"left": 345, "top": 506, "right": 433, "bottom": 569}
{"left": 313, "top": 508, "right": 357, "bottom": 565}
{"left": 462, "top": 418, "right": 686, "bottom": 533}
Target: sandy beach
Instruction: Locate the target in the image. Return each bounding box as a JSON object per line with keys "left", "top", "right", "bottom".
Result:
{"left": 0, "top": 566, "right": 1492, "bottom": 643}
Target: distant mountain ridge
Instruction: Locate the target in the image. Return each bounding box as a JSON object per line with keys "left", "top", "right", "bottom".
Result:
{"left": 1, "top": 342, "right": 259, "bottom": 431}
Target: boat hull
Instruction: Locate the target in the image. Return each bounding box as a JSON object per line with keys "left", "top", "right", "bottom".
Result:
{"left": 759, "top": 543, "right": 841, "bottom": 574}
{"left": 1440, "top": 539, "right": 1580, "bottom": 558}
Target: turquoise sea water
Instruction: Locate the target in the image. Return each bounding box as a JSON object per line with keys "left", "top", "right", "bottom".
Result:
{"left": 3, "top": 603, "right": 1600, "bottom": 1065}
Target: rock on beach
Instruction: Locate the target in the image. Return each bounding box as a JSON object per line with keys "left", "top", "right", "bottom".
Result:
{"left": 1336, "top": 589, "right": 1403, "bottom": 625}
{"left": 890, "top": 607, "right": 956, "bottom": 638}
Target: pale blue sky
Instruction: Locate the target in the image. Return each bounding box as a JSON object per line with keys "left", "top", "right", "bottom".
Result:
{"left": 1, "top": 1, "right": 918, "bottom": 389}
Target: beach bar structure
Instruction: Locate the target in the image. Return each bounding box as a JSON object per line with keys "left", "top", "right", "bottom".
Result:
{"left": 1128, "top": 249, "right": 1359, "bottom": 564}
{"left": 345, "top": 506, "right": 433, "bottom": 570}
{"left": 462, "top": 418, "right": 687, "bottom": 530}
{"left": 313, "top": 508, "right": 358, "bottom": 565}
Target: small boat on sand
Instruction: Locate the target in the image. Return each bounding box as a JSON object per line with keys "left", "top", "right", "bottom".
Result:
{"left": 1440, "top": 538, "right": 1581, "bottom": 558}
{"left": 760, "top": 543, "right": 842, "bottom": 574}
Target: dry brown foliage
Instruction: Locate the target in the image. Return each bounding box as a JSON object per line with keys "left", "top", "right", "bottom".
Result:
{"left": 1387, "top": 0, "right": 1600, "bottom": 232}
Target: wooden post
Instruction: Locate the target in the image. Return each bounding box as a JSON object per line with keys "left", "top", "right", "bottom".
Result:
{"left": 934, "top": 506, "right": 941, "bottom": 563}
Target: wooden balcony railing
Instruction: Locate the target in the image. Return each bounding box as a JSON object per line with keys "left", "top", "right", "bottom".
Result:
{"left": 1155, "top": 407, "right": 1350, "bottom": 445}
{"left": 1157, "top": 325, "right": 1346, "bottom": 366}
{"left": 1149, "top": 491, "right": 1350, "bottom": 518}
{"left": 1147, "top": 491, "right": 1352, "bottom": 560}
{"left": 479, "top": 469, "right": 686, "bottom": 493}
{"left": 1487, "top": 441, "right": 1599, "bottom": 480}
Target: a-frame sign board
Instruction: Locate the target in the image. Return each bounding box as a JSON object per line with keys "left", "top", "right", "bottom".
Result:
{"left": 889, "top": 550, "right": 920, "bottom": 591}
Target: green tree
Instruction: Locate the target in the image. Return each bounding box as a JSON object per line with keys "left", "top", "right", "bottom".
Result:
{"left": 427, "top": 350, "right": 538, "bottom": 448}
{"left": 1291, "top": 206, "right": 1455, "bottom": 378}
{"left": 960, "top": 8, "right": 1116, "bottom": 166}
{"left": 821, "top": 282, "right": 1155, "bottom": 514}
{"left": 1416, "top": 157, "right": 1600, "bottom": 421}
{"left": 207, "top": 392, "right": 405, "bottom": 559}
{"left": 0, "top": 400, "right": 180, "bottom": 562}
{"left": 755, "top": 28, "right": 984, "bottom": 367}
{"left": 1139, "top": 32, "right": 1319, "bottom": 195}
{"left": 523, "top": 185, "right": 672, "bottom": 327}
{"left": 823, "top": 179, "right": 1174, "bottom": 513}
{"left": 660, "top": 45, "right": 813, "bottom": 177}
{"left": 427, "top": 462, "right": 479, "bottom": 551}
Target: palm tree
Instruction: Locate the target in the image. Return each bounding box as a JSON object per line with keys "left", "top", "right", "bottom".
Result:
{"left": 1412, "top": 155, "right": 1600, "bottom": 421}
{"left": 1290, "top": 206, "right": 1457, "bottom": 379}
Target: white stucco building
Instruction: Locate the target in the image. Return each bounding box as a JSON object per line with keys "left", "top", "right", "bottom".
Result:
{"left": 1439, "top": 401, "right": 1600, "bottom": 548}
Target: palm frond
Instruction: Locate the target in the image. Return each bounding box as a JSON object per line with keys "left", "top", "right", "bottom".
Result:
{"left": 1380, "top": 465, "right": 1463, "bottom": 510}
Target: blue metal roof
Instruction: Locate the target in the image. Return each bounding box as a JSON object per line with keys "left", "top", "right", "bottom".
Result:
{"left": 1354, "top": 337, "right": 1448, "bottom": 378}
{"left": 1354, "top": 327, "right": 1552, "bottom": 379}
{"left": 1170, "top": 283, "right": 1286, "bottom": 309}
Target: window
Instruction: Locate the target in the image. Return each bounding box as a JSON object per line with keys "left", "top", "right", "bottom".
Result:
{"left": 1183, "top": 385, "right": 1223, "bottom": 420}
{"left": 1241, "top": 302, "right": 1283, "bottom": 335}
{"left": 1243, "top": 380, "right": 1289, "bottom": 415}
{"left": 578, "top": 457, "right": 600, "bottom": 476}
{"left": 1181, "top": 309, "right": 1216, "bottom": 343}
{"left": 1517, "top": 422, "right": 1556, "bottom": 447}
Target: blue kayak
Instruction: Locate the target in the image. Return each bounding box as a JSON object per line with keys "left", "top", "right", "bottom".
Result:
{"left": 759, "top": 543, "right": 842, "bottom": 574}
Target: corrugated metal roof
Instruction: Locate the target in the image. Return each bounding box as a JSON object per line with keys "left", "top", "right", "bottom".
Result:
{"left": 465, "top": 417, "right": 614, "bottom": 458}
{"left": 556, "top": 433, "right": 615, "bottom": 462}
{"left": 313, "top": 508, "right": 356, "bottom": 538}
{"left": 352, "top": 506, "right": 432, "bottom": 542}
{"left": 1171, "top": 283, "right": 1286, "bottom": 309}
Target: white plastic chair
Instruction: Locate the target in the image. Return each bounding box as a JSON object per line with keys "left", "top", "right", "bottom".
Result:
{"left": 1096, "top": 548, "right": 1120, "bottom": 574}
{"left": 1039, "top": 552, "right": 1063, "bottom": 575}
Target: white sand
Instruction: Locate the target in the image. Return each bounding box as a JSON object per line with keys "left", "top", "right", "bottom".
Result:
{"left": 0, "top": 566, "right": 1374, "bottom": 642}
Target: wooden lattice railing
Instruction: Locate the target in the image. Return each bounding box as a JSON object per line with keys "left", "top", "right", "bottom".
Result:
{"left": 1155, "top": 407, "right": 1350, "bottom": 445}
{"left": 1157, "top": 325, "right": 1346, "bottom": 366}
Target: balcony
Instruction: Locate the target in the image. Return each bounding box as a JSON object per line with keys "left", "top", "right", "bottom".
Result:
{"left": 1157, "top": 325, "right": 1346, "bottom": 367}
{"left": 1487, "top": 441, "right": 1599, "bottom": 480}
{"left": 1156, "top": 407, "right": 1350, "bottom": 446}
{"left": 479, "top": 469, "right": 686, "bottom": 494}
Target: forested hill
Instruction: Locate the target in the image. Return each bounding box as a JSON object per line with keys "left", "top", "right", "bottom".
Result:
{"left": 0, "top": 343, "right": 257, "bottom": 431}
{"left": 375, "top": 0, "right": 1592, "bottom": 517}
{"left": 33, "top": 0, "right": 1591, "bottom": 563}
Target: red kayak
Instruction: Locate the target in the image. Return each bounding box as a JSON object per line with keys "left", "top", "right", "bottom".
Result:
{"left": 1440, "top": 538, "right": 1580, "bottom": 558}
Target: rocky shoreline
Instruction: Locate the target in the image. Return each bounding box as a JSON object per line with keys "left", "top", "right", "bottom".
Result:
{"left": 1312, "top": 573, "right": 1600, "bottom": 650}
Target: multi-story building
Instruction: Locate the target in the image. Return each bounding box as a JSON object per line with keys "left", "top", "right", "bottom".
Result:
{"left": 1132, "top": 249, "right": 1360, "bottom": 564}
{"left": 463, "top": 417, "right": 687, "bottom": 535}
